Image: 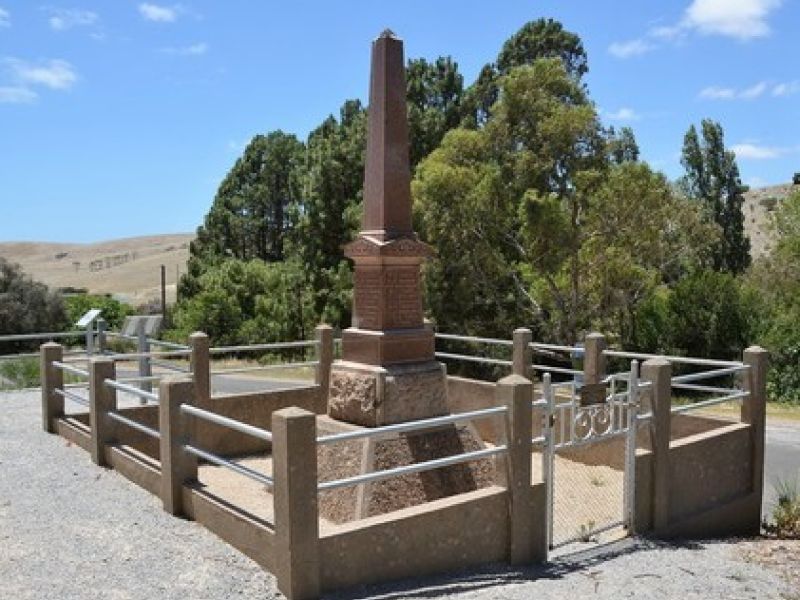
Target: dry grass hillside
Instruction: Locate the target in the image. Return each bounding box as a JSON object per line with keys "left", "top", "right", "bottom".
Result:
{"left": 0, "top": 233, "right": 194, "bottom": 306}
{"left": 743, "top": 182, "right": 798, "bottom": 260}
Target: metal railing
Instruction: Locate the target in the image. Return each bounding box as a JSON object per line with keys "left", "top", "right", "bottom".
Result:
{"left": 104, "top": 379, "right": 159, "bottom": 404}
{"left": 179, "top": 403, "right": 275, "bottom": 489}
{"left": 207, "top": 340, "right": 319, "bottom": 378}
{"left": 317, "top": 404, "right": 508, "bottom": 491}
{"left": 434, "top": 332, "right": 513, "bottom": 370}
{"left": 668, "top": 362, "right": 750, "bottom": 416}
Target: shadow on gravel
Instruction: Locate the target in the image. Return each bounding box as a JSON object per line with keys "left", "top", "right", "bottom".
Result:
{"left": 326, "top": 537, "right": 708, "bottom": 600}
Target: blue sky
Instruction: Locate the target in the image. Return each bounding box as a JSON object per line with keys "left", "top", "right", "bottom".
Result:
{"left": 0, "top": 0, "right": 798, "bottom": 243}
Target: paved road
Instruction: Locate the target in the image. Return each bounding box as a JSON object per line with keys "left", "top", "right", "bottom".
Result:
{"left": 763, "top": 419, "right": 800, "bottom": 514}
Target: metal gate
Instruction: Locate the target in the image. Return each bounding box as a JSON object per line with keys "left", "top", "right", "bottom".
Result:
{"left": 541, "top": 361, "right": 641, "bottom": 551}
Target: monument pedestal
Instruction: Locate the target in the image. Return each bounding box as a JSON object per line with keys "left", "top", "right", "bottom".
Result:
{"left": 316, "top": 416, "right": 496, "bottom": 524}
{"left": 328, "top": 359, "right": 447, "bottom": 427}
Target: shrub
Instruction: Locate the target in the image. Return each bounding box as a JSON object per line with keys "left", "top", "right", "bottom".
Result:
{"left": 0, "top": 258, "right": 67, "bottom": 354}
{"left": 63, "top": 294, "right": 134, "bottom": 331}
{"left": 763, "top": 478, "right": 800, "bottom": 538}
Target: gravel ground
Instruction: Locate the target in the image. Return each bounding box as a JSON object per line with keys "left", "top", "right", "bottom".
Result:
{"left": 2, "top": 390, "right": 796, "bottom": 600}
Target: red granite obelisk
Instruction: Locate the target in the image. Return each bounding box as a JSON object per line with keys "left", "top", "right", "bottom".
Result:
{"left": 328, "top": 30, "right": 447, "bottom": 426}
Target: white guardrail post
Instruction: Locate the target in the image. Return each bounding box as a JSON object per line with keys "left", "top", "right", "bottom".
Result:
{"left": 273, "top": 407, "right": 320, "bottom": 600}
{"left": 159, "top": 378, "right": 197, "bottom": 516}
{"left": 40, "top": 342, "right": 64, "bottom": 433}
{"left": 89, "top": 358, "right": 117, "bottom": 466}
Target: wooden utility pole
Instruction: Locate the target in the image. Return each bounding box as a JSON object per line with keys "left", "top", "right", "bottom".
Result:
{"left": 160, "top": 264, "right": 167, "bottom": 317}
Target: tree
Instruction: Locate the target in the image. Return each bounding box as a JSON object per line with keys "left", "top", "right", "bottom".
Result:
{"left": 680, "top": 120, "right": 751, "bottom": 274}
{"left": 406, "top": 57, "right": 464, "bottom": 167}
{"left": 607, "top": 126, "right": 640, "bottom": 164}
{"left": 461, "top": 18, "right": 589, "bottom": 128}
{"left": 0, "top": 258, "right": 66, "bottom": 352}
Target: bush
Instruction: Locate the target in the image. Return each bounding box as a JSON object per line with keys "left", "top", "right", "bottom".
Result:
{"left": 63, "top": 294, "right": 134, "bottom": 331}
{"left": 0, "top": 258, "right": 67, "bottom": 353}
{"left": 763, "top": 478, "right": 800, "bottom": 538}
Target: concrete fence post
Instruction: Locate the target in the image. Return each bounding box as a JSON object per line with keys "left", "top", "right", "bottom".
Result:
{"left": 583, "top": 332, "right": 606, "bottom": 385}
{"left": 314, "top": 324, "right": 333, "bottom": 414}
{"left": 512, "top": 328, "right": 533, "bottom": 380}
{"left": 40, "top": 342, "right": 64, "bottom": 433}
{"left": 189, "top": 332, "right": 210, "bottom": 408}
{"left": 273, "top": 407, "right": 320, "bottom": 600}
{"left": 159, "top": 378, "right": 197, "bottom": 516}
{"left": 742, "top": 346, "right": 768, "bottom": 532}
{"left": 96, "top": 318, "right": 107, "bottom": 355}
{"left": 89, "top": 358, "right": 117, "bottom": 466}
{"left": 642, "top": 358, "right": 672, "bottom": 535}
{"left": 495, "top": 374, "right": 538, "bottom": 564}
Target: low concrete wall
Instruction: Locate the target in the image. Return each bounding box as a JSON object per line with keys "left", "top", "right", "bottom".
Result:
{"left": 196, "top": 386, "right": 320, "bottom": 456}
{"left": 446, "top": 376, "right": 501, "bottom": 441}
{"left": 635, "top": 423, "right": 757, "bottom": 538}
{"left": 182, "top": 484, "right": 277, "bottom": 572}
{"left": 319, "top": 485, "right": 520, "bottom": 592}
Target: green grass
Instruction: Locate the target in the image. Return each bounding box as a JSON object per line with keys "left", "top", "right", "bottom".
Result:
{"left": 0, "top": 357, "right": 40, "bottom": 389}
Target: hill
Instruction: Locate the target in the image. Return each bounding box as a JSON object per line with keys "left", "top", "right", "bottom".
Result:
{"left": 0, "top": 233, "right": 194, "bottom": 306}
{"left": 743, "top": 182, "right": 798, "bottom": 260}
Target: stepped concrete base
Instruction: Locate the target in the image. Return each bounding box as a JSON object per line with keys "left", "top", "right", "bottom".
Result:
{"left": 328, "top": 360, "right": 448, "bottom": 427}
{"left": 316, "top": 416, "right": 495, "bottom": 524}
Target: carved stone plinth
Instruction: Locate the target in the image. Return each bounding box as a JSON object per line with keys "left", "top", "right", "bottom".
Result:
{"left": 328, "top": 360, "right": 447, "bottom": 427}
{"left": 316, "top": 416, "right": 495, "bottom": 523}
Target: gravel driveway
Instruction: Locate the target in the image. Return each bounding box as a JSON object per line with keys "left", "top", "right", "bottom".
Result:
{"left": 1, "top": 390, "right": 796, "bottom": 599}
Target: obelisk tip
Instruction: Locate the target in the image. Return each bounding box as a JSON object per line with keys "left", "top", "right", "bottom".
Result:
{"left": 377, "top": 28, "right": 398, "bottom": 40}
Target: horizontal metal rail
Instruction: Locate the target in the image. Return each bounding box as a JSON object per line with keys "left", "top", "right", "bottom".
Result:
{"left": 434, "top": 352, "right": 512, "bottom": 367}
{"left": 603, "top": 349, "right": 743, "bottom": 368}
{"left": 208, "top": 341, "right": 316, "bottom": 355}
{"left": 150, "top": 359, "right": 191, "bottom": 373}
{"left": 104, "top": 379, "right": 159, "bottom": 404}
{"left": 318, "top": 445, "right": 507, "bottom": 492}
{"left": 180, "top": 404, "right": 273, "bottom": 442}
{"left": 106, "top": 349, "right": 192, "bottom": 360}
{"left": 671, "top": 382, "right": 742, "bottom": 394}
{"left": 210, "top": 361, "right": 318, "bottom": 376}
{"left": 116, "top": 374, "right": 164, "bottom": 383}
{"left": 107, "top": 411, "right": 161, "bottom": 439}
{"left": 670, "top": 391, "right": 749, "bottom": 414}
{"left": 54, "top": 388, "right": 89, "bottom": 407}
{"left": 434, "top": 333, "right": 513, "bottom": 347}
{"left": 671, "top": 365, "right": 749, "bottom": 384}
{"left": 532, "top": 435, "right": 546, "bottom": 446}
{"left": 147, "top": 338, "right": 189, "bottom": 350}
{"left": 531, "top": 342, "right": 582, "bottom": 354}
{"left": 532, "top": 364, "right": 580, "bottom": 376}
{"left": 0, "top": 331, "right": 85, "bottom": 342}
{"left": 52, "top": 361, "right": 89, "bottom": 378}
{"left": 183, "top": 443, "right": 274, "bottom": 489}
{"left": 317, "top": 405, "right": 507, "bottom": 446}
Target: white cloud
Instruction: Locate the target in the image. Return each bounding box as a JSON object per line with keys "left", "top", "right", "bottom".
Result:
{"left": 732, "top": 143, "right": 783, "bottom": 159}
{"left": 161, "top": 42, "right": 207, "bottom": 56}
{"left": 739, "top": 81, "right": 768, "bottom": 99}
{"left": 699, "top": 80, "right": 783, "bottom": 100}
{"left": 773, "top": 81, "right": 800, "bottom": 96}
{"left": 0, "top": 7, "right": 9, "bottom": 28}
{"left": 605, "top": 107, "right": 641, "bottom": 122}
{"left": 138, "top": 3, "right": 177, "bottom": 23}
{"left": 684, "top": 0, "right": 782, "bottom": 40}
{"left": 608, "top": 39, "right": 654, "bottom": 58}
{"left": 0, "top": 86, "right": 36, "bottom": 103}
{"left": 4, "top": 58, "right": 78, "bottom": 90}
{"left": 699, "top": 86, "right": 736, "bottom": 99}
{"left": 46, "top": 8, "right": 98, "bottom": 31}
